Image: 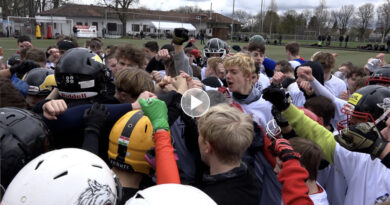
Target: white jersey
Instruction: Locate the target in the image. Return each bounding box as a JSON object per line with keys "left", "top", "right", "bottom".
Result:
{"left": 254, "top": 73, "right": 270, "bottom": 94}
{"left": 324, "top": 75, "right": 347, "bottom": 98}
{"left": 309, "top": 183, "right": 330, "bottom": 205}
{"left": 234, "top": 97, "right": 273, "bottom": 129}
{"left": 288, "top": 89, "right": 306, "bottom": 108}
{"left": 334, "top": 144, "right": 390, "bottom": 205}
{"left": 317, "top": 165, "right": 347, "bottom": 205}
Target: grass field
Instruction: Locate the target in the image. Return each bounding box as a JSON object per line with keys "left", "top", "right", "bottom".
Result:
{"left": 0, "top": 37, "right": 384, "bottom": 69}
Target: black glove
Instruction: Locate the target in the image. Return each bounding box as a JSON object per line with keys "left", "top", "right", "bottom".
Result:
{"left": 269, "top": 138, "right": 301, "bottom": 162}
{"left": 83, "top": 103, "right": 109, "bottom": 135}
{"left": 271, "top": 105, "right": 289, "bottom": 127}
{"left": 9, "top": 60, "right": 41, "bottom": 78}
{"left": 172, "top": 28, "right": 189, "bottom": 45}
{"left": 282, "top": 78, "right": 296, "bottom": 89}
{"left": 262, "top": 85, "right": 290, "bottom": 111}
{"left": 335, "top": 122, "right": 388, "bottom": 159}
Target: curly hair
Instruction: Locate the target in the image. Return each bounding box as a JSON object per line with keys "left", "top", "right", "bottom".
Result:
{"left": 115, "top": 44, "right": 146, "bottom": 68}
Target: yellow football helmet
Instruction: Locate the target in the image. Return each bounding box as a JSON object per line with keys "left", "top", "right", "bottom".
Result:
{"left": 108, "top": 110, "right": 154, "bottom": 175}
{"left": 23, "top": 68, "right": 56, "bottom": 96}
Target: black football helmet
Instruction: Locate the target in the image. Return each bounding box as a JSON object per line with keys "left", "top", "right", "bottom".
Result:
{"left": 366, "top": 67, "right": 390, "bottom": 86}
{"left": 55, "top": 48, "right": 110, "bottom": 99}
{"left": 0, "top": 107, "right": 50, "bottom": 188}
{"left": 338, "top": 85, "right": 390, "bottom": 130}
{"left": 203, "top": 38, "right": 226, "bottom": 58}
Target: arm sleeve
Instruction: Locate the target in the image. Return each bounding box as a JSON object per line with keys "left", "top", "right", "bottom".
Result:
{"left": 282, "top": 104, "right": 336, "bottom": 163}
{"left": 173, "top": 49, "right": 193, "bottom": 77}
{"left": 154, "top": 130, "right": 181, "bottom": 184}
{"left": 262, "top": 135, "right": 276, "bottom": 167}
{"left": 278, "top": 159, "right": 314, "bottom": 205}
{"left": 263, "top": 57, "right": 276, "bottom": 71}
{"left": 309, "top": 78, "right": 347, "bottom": 129}
{"left": 82, "top": 131, "right": 100, "bottom": 155}
{"left": 310, "top": 78, "right": 338, "bottom": 101}
{"left": 42, "top": 103, "right": 133, "bottom": 132}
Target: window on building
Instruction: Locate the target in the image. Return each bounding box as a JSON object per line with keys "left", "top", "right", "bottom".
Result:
{"left": 84, "top": 22, "right": 88, "bottom": 26}
{"left": 92, "top": 22, "right": 98, "bottom": 30}
{"left": 132, "top": 24, "right": 140, "bottom": 32}
{"left": 76, "top": 22, "right": 82, "bottom": 25}
{"left": 107, "top": 23, "right": 117, "bottom": 31}
{"left": 54, "top": 23, "right": 57, "bottom": 29}
{"left": 143, "top": 25, "right": 150, "bottom": 32}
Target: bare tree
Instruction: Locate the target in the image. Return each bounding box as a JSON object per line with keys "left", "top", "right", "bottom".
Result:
{"left": 171, "top": 6, "right": 205, "bottom": 13}
{"left": 356, "top": 3, "right": 374, "bottom": 40}
{"left": 101, "top": 0, "right": 139, "bottom": 36}
{"left": 234, "top": 9, "right": 253, "bottom": 29}
{"left": 377, "top": 1, "right": 390, "bottom": 43}
{"left": 266, "top": 0, "right": 277, "bottom": 36}
{"left": 333, "top": 5, "right": 354, "bottom": 35}
{"left": 314, "top": 0, "right": 329, "bottom": 35}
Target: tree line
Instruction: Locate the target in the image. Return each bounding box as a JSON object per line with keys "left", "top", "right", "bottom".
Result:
{"left": 236, "top": 0, "right": 390, "bottom": 43}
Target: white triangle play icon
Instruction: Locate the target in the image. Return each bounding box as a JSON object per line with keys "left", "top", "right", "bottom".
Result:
{"left": 190, "top": 95, "right": 203, "bottom": 110}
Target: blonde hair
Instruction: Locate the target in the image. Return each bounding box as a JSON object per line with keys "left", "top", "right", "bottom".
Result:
{"left": 114, "top": 68, "right": 154, "bottom": 98}
{"left": 198, "top": 104, "right": 254, "bottom": 164}
{"left": 312, "top": 52, "right": 335, "bottom": 72}
{"left": 223, "top": 53, "right": 255, "bottom": 76}
{"left": 207, "top": 57, "right": 223, "bottom": 73}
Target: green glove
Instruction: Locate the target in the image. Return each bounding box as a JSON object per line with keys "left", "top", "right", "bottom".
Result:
{"left": 335, "top": 122, "right": 388, "bottom": 159}
{"left": 139, "top": 98, "right": 169, "bottom": 131}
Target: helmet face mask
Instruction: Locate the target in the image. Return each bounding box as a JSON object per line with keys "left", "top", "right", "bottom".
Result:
{"left": 204, "top": 38, "right": 226, "bottom": 59}
{"left": 338, "top": 103, "right": 376, "bottom": 130}
{"left": 367, "top": 68, "right": 390, "bottom": 86}
{"left": 337, "top": 85, "right": 390, "bottom": 130}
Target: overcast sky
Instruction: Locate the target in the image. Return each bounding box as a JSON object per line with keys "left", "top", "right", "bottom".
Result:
{"left": 79, "top": 0, "right": 386, "bottom": 15}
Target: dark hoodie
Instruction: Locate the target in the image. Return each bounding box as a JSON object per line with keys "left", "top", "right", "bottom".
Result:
{"left": 295, "top": 61, "right": 324, "bottom": 99}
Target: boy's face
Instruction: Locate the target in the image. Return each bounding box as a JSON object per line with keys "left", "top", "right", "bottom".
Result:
{"left": 18, "top": 41, "right": 32, "bottom": 52}
{"left": 250, "top": 50, "right": 265, "bottom": 65}
{"left": 106, "top": 58, "right": 118, "bottom": 75}
{"left": 144, "top": 48, "right": 155, "bottom": 60}
{"left": 225, "top": 65, "right": 252, "bottom": 94}
{"left": 346, "top": 73, "right": 361, "bottom": 89}
{"left": 116, "top": 57, "right": 137, "bottom": 71}
{"left": 216, "top": 63, "right": 225, "bottom": 80}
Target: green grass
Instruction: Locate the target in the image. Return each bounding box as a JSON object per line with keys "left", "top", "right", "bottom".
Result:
{"left": 0, "top": 37, "right": 383, "bottom": 69}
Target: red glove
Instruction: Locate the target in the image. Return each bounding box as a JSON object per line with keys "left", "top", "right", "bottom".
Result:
{"left": 269, "top": 139, "right": 301, "bottom": 162}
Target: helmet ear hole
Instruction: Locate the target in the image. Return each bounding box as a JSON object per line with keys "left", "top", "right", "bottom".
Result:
{"left": 145, "top": 124, "right": 148, "bottom": 133}
{"left": 86, "top": 58, "right": 92, "bottom": 66}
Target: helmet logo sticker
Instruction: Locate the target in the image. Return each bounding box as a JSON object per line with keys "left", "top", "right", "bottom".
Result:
{"left": 77, "top": 179, "right": 116, "bottom": 205}
{"left": 118, "top": 135, "right": 130, "bottom": 146}
{"left": 348, "top": 93, "right": 363, "bottom": 106}
{"left": 92, "top": 55, "right": 103, "bottom": 64}
{"left": 65, "top": 75, "right": 74, "bottom": 84}
{"left": 79, "top": 80, "right": 95, "bottom": 89}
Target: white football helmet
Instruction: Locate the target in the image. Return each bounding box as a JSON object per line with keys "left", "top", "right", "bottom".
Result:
{"left": 125, "top": 184, "right": 216, "bottom": 205}
{"left": 2, "top": 148, "right": 119, "bottom": 205}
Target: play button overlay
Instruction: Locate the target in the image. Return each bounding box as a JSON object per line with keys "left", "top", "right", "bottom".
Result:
{"left": 181, "top": 88, "right": 210, "bottom": 117}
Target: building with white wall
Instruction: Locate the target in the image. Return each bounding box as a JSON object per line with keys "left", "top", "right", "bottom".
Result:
{"left": 38, "top": 3, "right": 240, "bottom": 40}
